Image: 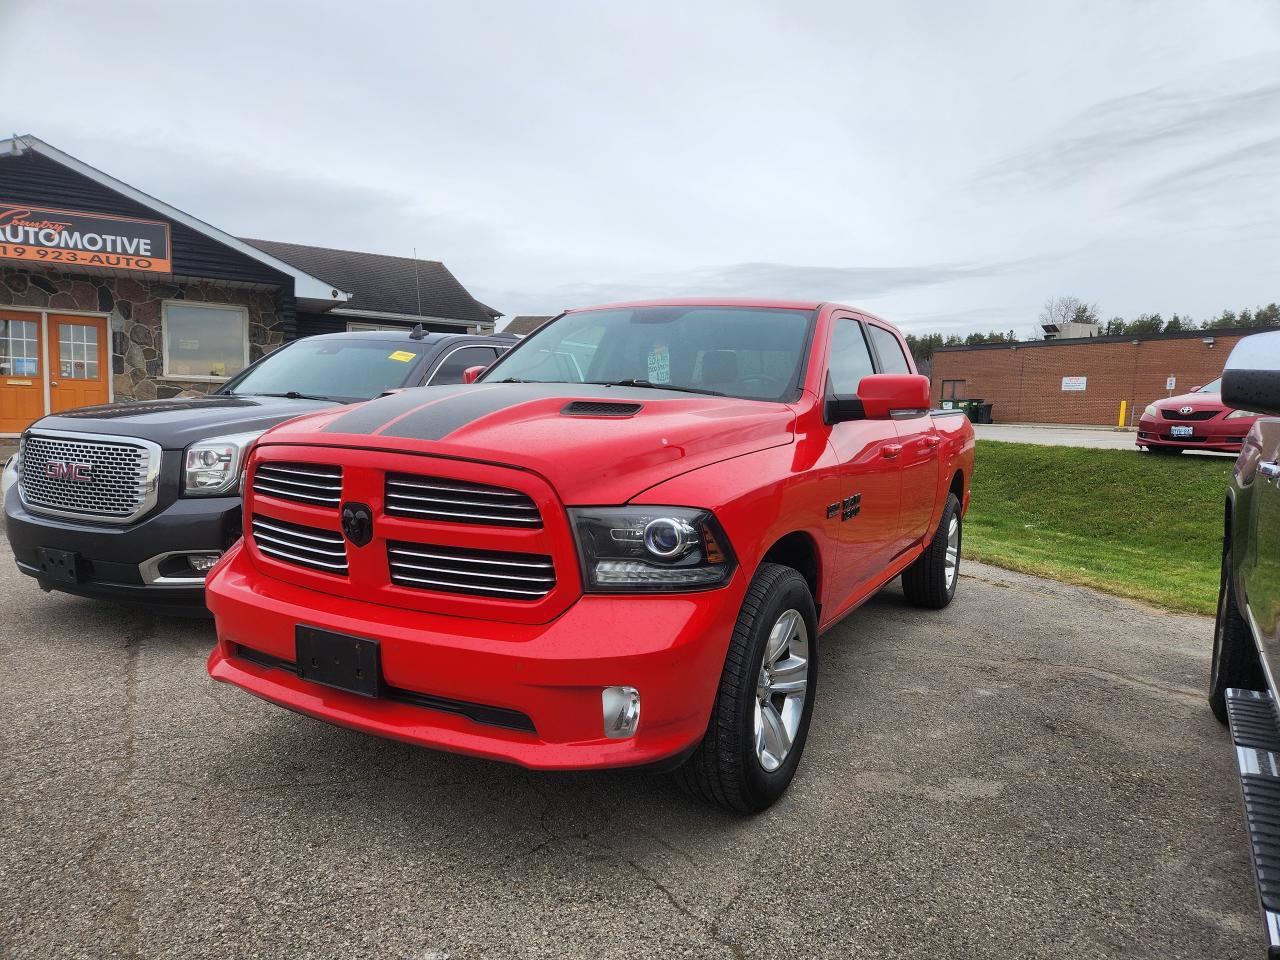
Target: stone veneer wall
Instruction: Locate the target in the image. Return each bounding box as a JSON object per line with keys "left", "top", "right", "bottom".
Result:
{"left": 0, "top": 265, "right": 283, "bottom": 401}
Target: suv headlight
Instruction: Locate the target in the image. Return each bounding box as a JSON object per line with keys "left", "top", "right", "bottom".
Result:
{"left": 569, "top": 506, "right": 736, "bottom": 592}
{"left": 183, "top": 431, "right": 263, "bottom": 496}
{"left": 1226, "top": 409, "right": 1261, "bottom": 419}
{"left": 1, "top": 444, "right": 19, "bottom": 501}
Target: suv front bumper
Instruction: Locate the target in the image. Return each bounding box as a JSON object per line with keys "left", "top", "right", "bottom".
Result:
{"left": 4, "top": 484, "right": 241, "bottom": 612}
{"left": 206, "top": 541, "right": 744, "bottom": 769}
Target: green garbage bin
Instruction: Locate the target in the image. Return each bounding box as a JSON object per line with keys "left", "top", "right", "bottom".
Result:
{"left": 959, "top": 399, "right": 984, "bottom": 421}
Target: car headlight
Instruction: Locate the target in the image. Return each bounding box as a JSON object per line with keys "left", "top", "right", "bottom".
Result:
{"left": 1, "top": 448, "right": 19, "bottom": 501}
{"left": 183, "top": 431, "right": 263, "bottom": 496}
{"left": 1143, "top": 404, "right": 1159, "bottom": 419}
{"left": 569, "top": 506, "right": 737, "bottom": 592}
{"left": 1226, "top": 409, "right": 1261, "bottom": 420}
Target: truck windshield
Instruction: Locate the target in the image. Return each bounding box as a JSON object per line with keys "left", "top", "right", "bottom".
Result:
{"left": 483, "top": 306, "right": 815, "bottom": 402}
{"left": 221, "top": 339, "right": 426, "bottom": 402}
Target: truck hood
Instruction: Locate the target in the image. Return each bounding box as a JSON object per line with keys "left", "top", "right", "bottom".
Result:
{"left": 28, "top": 395, "right": 340, "bottom": 449}
{"left": 260, "top": 382, "right": 798, "bottom": 504}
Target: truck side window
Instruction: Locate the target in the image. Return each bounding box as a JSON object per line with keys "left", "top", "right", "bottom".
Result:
{"left": 431, "top": 346, "right": 499, "bottom": 384}
{"left": 828, "top": 319, "right": 876, "bottom": 394}
{"left": 868, "top": 325, "right": 911, "bottom": 375}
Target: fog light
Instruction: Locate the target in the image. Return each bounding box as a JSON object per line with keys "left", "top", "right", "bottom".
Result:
{"left": 602, "top": 686, "right": 640, "bottom": 739}
{"left": 188, "top": 553, "right": 221, "bottom": 573}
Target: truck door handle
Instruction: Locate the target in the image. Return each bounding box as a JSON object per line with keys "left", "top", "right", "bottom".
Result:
{"left": 922, "top": 435, "right": 941, "bottom": 449}
{"left": 881, "top": 444, "right": 903, "bottom": 460}
{"left": 1261, "top": 461, "right": 1280, "bottom": 480}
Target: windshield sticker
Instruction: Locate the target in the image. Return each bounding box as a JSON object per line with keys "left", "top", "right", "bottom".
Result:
{"left": 389, "top": 350, "right": 416, "bottom": 362}
{"left": 647, "top": 345, "right": 671, "bottom": 383}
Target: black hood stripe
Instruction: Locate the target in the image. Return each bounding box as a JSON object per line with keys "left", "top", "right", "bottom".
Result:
{"left": 323, "top": 385, "right": 472, "bottom": 435}
{"left": 380, "top": 387, "right": 535, "bottom": 441}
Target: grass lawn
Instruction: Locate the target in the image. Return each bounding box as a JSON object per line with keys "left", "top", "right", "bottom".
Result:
{"left": 963, "top": 440, "right": 1234, "bottom": 616}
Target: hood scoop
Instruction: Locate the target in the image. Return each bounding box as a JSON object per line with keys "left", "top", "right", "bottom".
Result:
{"left": 561, "top": 400, "right": 643, "bottom": 418}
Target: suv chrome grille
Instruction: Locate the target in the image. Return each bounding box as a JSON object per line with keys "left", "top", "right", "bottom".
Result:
{"left": 19, "top": 433, "right": 156, "bottom": 524}
{"left": 252, "top": 463, "right": 342, "bottom": 507}
{"left": 388, "top": 542, "right": 554, "bottom": 600}
{"left": 385, "top": 473, "right": 542, "bottom": 527}
{"left": 251, "top": 515, "right": 348, "bottom": 574}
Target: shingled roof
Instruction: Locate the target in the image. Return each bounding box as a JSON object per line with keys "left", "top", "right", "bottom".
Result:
{"left": 503, "top": 315, "right": 555, "bottom": 335}
{"left": 243, "top": 239, "right": 501, "bottom": 323}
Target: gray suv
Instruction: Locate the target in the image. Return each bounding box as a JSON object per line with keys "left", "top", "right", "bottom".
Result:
{"left": 2, "top": 329, "right": 511, "bottom": 613}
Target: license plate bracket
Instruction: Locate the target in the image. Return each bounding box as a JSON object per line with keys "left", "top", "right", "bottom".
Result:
{"left": 295, "top": 626, "right": 383, "bottom": 698}
{"left": 36, "top": 547, "right": 80, "bottom": 584}
{"left": 1170, "top": 425, "right": 1194, "bottom": 438}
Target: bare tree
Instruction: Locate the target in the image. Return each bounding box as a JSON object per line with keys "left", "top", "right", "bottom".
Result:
{"left": 1039, "top": 296, "right": 1098, "bottom": 328}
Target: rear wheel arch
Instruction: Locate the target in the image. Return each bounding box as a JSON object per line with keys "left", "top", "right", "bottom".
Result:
{"left": 949, "top": 468, "right": 965, "bottom": 504}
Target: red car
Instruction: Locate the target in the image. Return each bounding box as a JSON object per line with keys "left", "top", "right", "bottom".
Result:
{"left": 1136, "top": 377, "right": 1261, "bottom": 455}
{"left": 206, "top": 300, "right": 976, "bottom": 811}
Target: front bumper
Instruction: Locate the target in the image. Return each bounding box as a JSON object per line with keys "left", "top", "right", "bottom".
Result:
{"left": 4, "top": 484, "right": 241, "bottom": 610}
{"left": 206, "top": 542, "right": 744, "bottom": 769}
{"left": 1136, "top": 416, "right": 1249, "bottom": 453}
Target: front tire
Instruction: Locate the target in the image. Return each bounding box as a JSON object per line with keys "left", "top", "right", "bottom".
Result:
{"left": 675, "top": 563, "right": 818, "bottom": 813}
{"left": 902, "top": 492, "right": 961, "bottom": 609}
{"left": 1209, "top": 540, "right": 1264, "bottom": 723}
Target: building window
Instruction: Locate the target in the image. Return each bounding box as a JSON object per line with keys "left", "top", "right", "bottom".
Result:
{"left": 0, "top": 317, "right": 39, "bottom": 377}
{"left": 162, "top": 302, "right": 249, "bottom": 381}
{"left": 941, "top": 379, "right": 965, "bottom": 401}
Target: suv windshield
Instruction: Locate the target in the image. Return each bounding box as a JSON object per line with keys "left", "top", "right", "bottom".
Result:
{"left": 482, "top": 306, "right": 815, "bottom": 402}
{"left": 221, "top": 339, "right": 426, "bottom": 402}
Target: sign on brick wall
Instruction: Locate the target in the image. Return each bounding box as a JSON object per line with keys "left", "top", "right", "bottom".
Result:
{"left": 1061, "top": 376, "right": 1087, "bottom": 391}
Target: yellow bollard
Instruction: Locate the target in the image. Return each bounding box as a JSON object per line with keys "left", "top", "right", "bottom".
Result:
{"left": 1117, "top": 400, "right": 1127, "bottom": 429}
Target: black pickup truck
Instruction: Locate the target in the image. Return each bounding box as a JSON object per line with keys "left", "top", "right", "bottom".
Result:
{"left": 1, "top": 329, "right": 512, "bottom": 613}
{"left": 1207, "top": 329, "right": 1280, "bottom": 955}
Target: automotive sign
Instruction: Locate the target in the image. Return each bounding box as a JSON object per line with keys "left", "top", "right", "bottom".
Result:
{"left": 0, "top": 202, "right": 172, "bottom": 273}
{"left": 1061, "top": 376, "right": 1087, "bottom": 391}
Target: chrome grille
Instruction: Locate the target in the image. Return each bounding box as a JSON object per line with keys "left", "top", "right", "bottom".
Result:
{"left": 252, "top": 462, "right": 342, "bottom": 507}
{"left": 18, "top": 432, "right": 157, "bottom": 524}
{"left": 388, "top": 542, "right": 555, "bottom": 600}
{"left": 385, "top": 473, "right": 542, "bottom": 527}
{"left": 251, "top": 515, "right": 348, "bottom": 575}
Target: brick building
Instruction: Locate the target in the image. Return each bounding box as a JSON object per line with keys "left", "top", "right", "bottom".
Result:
{"left": 930, "top": 326, "right": 1271, "bottom": 425}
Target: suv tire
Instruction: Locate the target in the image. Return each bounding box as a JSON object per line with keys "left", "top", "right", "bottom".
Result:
{"left": 675, "top": 563, "right": 818, "bottom": 813}
{"left": 902, "top": 492, "right": 962, "bottom": 609}
{"left": 1209, "top": 539, "right": 1264, "bottom": 723}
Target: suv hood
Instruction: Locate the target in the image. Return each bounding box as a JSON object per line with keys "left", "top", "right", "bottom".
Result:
{"left": 260, "top": 382, "right": 798, "bottom": 504}
{"left": 28, "top": 395, "right": 339, "bottom": 449}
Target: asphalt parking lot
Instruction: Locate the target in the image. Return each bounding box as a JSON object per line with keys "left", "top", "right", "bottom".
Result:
{"left": 0, "top": 537, "right": 1258, "bottom": 959}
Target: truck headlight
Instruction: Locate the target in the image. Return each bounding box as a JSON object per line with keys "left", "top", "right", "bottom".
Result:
{"left": 569, "top": 506, "right": 736, "bottom": 592}
{"left": 183, "top": 431, "right": 262, "bottom": 496}
{"left": 1226, "top": 409, "right": 1261, "bottom": 419}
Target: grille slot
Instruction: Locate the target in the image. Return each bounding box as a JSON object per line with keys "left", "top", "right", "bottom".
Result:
{"left": 251, "top": 515, "right": 348, "bottom": 574}
{"left": 388, "top": 542, "right": 555, "bottom": 600}
{"left": 1161, "top": 409, "right": 1217, "bottom": 421}
{"left": 19, "top": 433, "right": 155, "bottom": 523}
{"left": 561, "top": 400, "right": 643, "bottom": 417}
{"left": 252, "top": 462, "right": 342, "bottom": 507}
{"left": 385, "top": 473, "right": 542, "bottom": 527}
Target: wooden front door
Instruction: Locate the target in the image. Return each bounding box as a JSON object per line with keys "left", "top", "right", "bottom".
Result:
{"left": 47, "top": 314, "right": 110, "bottom": 414}
{"left": 0, "top": 310, "right": 45, "bottom": 434}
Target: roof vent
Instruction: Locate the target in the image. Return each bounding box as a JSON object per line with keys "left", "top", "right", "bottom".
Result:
{"left": 561, "top": 401, "right": 643, "bottom": 418}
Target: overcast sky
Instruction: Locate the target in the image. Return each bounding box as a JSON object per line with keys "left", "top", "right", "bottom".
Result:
{"left": 6, "top": 0, "right": 1280, "bottom": 335}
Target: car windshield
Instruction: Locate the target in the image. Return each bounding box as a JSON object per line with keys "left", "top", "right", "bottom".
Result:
{"left": 1197, "top": 377, "right": 1222, "bottom": 393}
{"left": 482, "top": 306, "right": 816, "bottom": 402}
{"left": 221, "top": 339, "right": 426, "bottom": 402}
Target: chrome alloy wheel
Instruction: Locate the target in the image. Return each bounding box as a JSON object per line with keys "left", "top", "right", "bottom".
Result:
{"left": 944, "top": 513, "right": 960, "bottom": 591}
{"left": 754, "top": 608, "right": 810, "bottom": 772}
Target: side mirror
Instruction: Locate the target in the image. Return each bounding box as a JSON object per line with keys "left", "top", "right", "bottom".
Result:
{"left": 462, "top": 365, "right": 486, "bottom": 384}
{"left": 1223, "top": 330, "right": 1280, "bottom": 416}
{"left": 825, "top": 374, "right": 931, "bottom": 423}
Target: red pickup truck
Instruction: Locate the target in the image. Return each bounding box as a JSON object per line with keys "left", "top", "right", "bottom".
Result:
{"left": 206, "top": 300, "right": 975, "bottom": 811}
